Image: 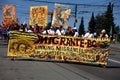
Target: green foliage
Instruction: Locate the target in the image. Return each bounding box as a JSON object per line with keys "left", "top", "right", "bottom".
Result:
{"left": 94, "top": 13, "right": 106, "bottom": 34}
{"left": 88, "top": 12, "right": 95, "bottom": 33}
{"left": 94, "top": 2, "right": 115, "bottom": 36}
{"left": 104, "top": 2, "right": 114, "bottom": 34}
{"left": 78, "top": 16, "right": 85, "bottom": 36}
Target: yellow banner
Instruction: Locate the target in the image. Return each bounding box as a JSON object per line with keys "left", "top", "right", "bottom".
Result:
{"left": 8, "top": 31, "right": 110, "bottom": 65}
{"left": 2, "top": 5, "right": 16, "bottom": 27}
{"left": 29, "top": 6, "right": 48, "bottom": 26}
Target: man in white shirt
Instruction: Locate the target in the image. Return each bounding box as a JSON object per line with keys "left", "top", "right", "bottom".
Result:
{"left": 72, "top": 27, "right": 79, "bottom": 37}
{"left": 55, "top": 26, "right": 65, "bottom": 35}
{"left": 84, "top": 30, "right": 94, "bottom": 38}
{"left": 84, "top": 31, "right": 90, "bottom": 38}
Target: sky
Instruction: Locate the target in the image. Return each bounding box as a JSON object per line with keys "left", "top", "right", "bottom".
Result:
{"left": 0, "top": 0, "right": 120, "bottom": 31}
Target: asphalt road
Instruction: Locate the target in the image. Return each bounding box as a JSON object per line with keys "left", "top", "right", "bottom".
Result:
{"left": 0, "top": 41, "right": 120, "bottom": 80}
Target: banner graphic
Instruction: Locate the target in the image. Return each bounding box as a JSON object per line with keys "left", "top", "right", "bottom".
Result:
{"left": 52, "top": 3, "right": 71, "bottom": 29}
{"left": 2, "top": 5, "right": 16, "bottom": 26}
{"left": 29, "top": 6, "right": 48, "bottom": 26}
{"left": 8, "top": 31, "right": 110, "bottom": 65}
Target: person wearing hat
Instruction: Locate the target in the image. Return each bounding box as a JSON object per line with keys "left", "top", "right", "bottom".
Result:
{"left": 99, "top": 29, "right": 108, "bottom": 38}
{"left": 72, "top": 27, "right": 79, "bottom": 37}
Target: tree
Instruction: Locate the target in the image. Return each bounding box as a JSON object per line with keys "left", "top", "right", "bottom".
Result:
{"left": 94, "top": 13, "right": 106, "bottom": 34}
{"left": 114, "top": 25, "right": 120, "bottom": 34}
{"left": 94, "top": 2, "right": 115, "bottom": 37}
{"left": 78, "top": 16, "right": 85, "bottom": 36}
{"left": 104, "top": 2, "right": 114, "bottom": 36}
{"left": 88, "top": 12, "right": 95, "bottom": 33}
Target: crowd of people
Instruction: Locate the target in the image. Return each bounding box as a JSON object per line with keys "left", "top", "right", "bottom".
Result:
{"left": 0, "top": 22, "right": 109, "bottom": 41}
{"left": 83, "top": 29, "right": 109, "bottom": 38}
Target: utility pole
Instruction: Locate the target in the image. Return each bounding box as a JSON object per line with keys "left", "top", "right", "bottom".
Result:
{"left": 50, "top": 10, "right": 53, "bottom": 27}
{"left": 111, "top": 3, "right": 114, "bottom": 40}
{"left": 74, "top": 4, "right": 77, "bottom": 27}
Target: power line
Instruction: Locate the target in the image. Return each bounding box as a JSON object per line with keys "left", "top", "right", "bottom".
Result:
{"left": 26, "top": 0, "right": 120, "bottom": 7}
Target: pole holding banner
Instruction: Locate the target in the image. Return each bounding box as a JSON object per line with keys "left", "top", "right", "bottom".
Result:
{"left": 74, "top": 4, "right": 77, "bottom": 27}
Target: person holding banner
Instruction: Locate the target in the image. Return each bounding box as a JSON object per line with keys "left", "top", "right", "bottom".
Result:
{"left": 72, "top": 27, "right": 79, "bottom": 37}
{"left": 55, "top": 25, "right": 65, "bottom": 35}
{"left": 26, "top": 25, "right": 33, "bottom": 33}
{"left": 33, "top": 24, "right": 39, "bottom": 33}
{"left": 98, "top": 29, "right": 108, "bottom": 38}
{"left": 65, "top": 26, "right": 74, "bottom": 36}
{"left": 19, "top": 24, "right": 25, "bottom": 32}
{"left": 84, "top": 29, "right": 94, "bottom": 38}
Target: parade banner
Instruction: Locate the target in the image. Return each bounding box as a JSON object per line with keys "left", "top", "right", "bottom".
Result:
{"left": 8, "top": 31, "right": 110, "bottom": 65}
{"left": 52, "top": 3, "right": 71, "bottom": 29}
{"left": 29, "top": 6, "right": 48, "bottom": 26}
{"left": 2, "top": 5, "right": 16, "bottom": 27}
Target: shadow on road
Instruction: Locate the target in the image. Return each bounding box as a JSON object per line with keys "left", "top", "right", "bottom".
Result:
{"left": 9, "top": 58, "right": 120, "bottom": 68}
{"left": 105, "top": 66, "right": 120, "bottom": 68}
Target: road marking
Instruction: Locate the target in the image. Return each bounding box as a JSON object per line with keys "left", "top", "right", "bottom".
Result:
{"left": 108, "top": 59, "right": 120, "bottom": 64}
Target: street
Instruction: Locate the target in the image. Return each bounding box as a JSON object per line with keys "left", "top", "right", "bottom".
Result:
{"left": 0, "top": 40, "right": 120, "bottom": 80}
